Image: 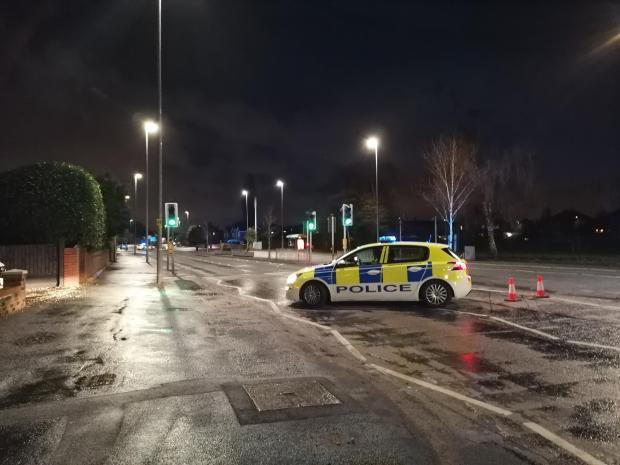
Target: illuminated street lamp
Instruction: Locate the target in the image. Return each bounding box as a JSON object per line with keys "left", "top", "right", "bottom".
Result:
{"left": 365, "top": 135, "right": 380, "bottom": 241}
{"left": 185, "top": 210, "right": 189, "bottom": 223}
{"left": 242, "top": 190, "right": 249, "bottom": 244}
{"left": 133, "top": 173, "right": 143, "bottom": 255}
{"left": 124, "top": 195, "right": 130, "bottom": 202}
{"left": 276, "top": 179, "right": 284, "bottom": 250}
{"left": 143, "top": 120, "right": 158, "bottom": 264}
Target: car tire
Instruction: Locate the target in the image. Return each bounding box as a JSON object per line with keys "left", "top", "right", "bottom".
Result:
{"left": 420, "top": 280, "right": 452, "bottom": 307}
{"left": 300, "top": 281, "right": 328, "bottom": 308}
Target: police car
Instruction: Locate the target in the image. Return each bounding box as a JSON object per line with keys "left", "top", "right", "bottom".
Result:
{"left": 285, "top": 242, "right": 471, "bottom": 308}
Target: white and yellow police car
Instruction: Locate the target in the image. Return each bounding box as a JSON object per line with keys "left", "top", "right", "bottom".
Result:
{"left": 285, "top": 242, "right": 471, "bottom": 308}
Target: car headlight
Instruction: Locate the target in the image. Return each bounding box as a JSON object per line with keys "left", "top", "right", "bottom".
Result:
{"left": 286, "top": 272, "right": 300, "bottom": 285}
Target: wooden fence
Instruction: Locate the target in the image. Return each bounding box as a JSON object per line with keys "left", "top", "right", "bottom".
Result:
{"left": 0, "top": 244, "right": 58, "bottom": 277}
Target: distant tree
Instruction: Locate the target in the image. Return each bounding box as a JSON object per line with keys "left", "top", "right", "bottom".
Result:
{"left": 0, "top": 162, "right": 105, "bottom": 249}
{"left": 263, "top": 207, "right": 277, "bottom": 258}
{"left": 421, "top": 135, "right": 478, "bottom": 249}
{"left": 476, "top": 149, "right": 534, "bottom": 258}
{"left": 245, "top": 227, "right": 257, "bottom": 249}
{"left": 187, "top": 224, "right": 206, "bottom": 250}
{"left": 96, "top": 174, "right": 130, "bottom": 240}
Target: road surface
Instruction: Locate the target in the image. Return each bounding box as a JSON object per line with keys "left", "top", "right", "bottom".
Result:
{"left": 0, "top": 251, "right": 618, "bottom": 465}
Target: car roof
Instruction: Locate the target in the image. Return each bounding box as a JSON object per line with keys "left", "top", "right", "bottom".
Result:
{"left": 358, "top": 241, "right": 448, "bottom": 249}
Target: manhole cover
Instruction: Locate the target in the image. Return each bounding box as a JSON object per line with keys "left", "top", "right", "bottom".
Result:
{"left": 243, "top": 379, "right": 341, "bottom": 411}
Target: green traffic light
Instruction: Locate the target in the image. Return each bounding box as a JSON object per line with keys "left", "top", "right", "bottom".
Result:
{"left": 168, "top": 219, "right": 176, "bottom": 227}
{"left": 344, "top": 218, "right": 353, "bottom": 226}
{"left": 307, "top": 221, "right": 316, "bottom": 231}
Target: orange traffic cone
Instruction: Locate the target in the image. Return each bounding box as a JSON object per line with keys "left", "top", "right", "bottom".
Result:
{"left": 505, "top": 277, "right": 521, "bottom": 302}
{"left": 535, "top": 275, "right": 549, "bottom": 298}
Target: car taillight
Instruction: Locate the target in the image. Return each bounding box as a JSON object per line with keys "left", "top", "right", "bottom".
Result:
{"left": 449, "top": 260, "right": 467, "bottom": 272}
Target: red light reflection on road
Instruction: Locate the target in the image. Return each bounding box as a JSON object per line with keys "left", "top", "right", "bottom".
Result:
{"left": 459, "top": 352, "right": 479, "bottom": 373}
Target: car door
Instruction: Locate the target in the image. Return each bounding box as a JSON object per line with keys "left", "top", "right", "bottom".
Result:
{"left": 382, "top": 245, "right": 431, "bottom": 301}
{"left": 332, "top": 246, "right": 384, "bottom": 301}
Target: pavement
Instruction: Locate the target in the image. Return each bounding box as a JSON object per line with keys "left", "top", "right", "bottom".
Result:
{"left": 0, "top": 251, "right": 618, "bottom": 465}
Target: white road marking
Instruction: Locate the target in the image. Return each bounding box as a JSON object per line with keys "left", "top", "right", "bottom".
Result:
{"left": 549, "top": 296, "right": 620, "bottom": 311}
{"left": 370, "top": 363, "right": 513, "bottom": 417}
{"left": 488, "top": 316, "right": 560, "bottom": 341}
{"left": 523, "top": 422, "right": 608, "bottom": 465}
{"left": 331, "top": 330, "right": 367, "bottom": 362}
{"left": 565, "top": 340, "right": 620, "bottom": 353}
{"left": 471, "top": 262, "right": 620, "bottom": 273}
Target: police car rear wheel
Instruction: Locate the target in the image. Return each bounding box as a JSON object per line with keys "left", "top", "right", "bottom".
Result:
{"left": 420, "top": 281, "right": 451, "bottom": 307}
{"left": 301, "top": 282, "right": 327, "bottom": 308}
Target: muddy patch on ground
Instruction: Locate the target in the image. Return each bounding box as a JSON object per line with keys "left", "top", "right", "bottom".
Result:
{"left": 568, "top": 398, "right": 620, "bottom": 442}
{"left": 13, "top": 332, "right": 58, "bottom": 346}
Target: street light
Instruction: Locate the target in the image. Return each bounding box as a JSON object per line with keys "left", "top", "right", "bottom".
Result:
{"left": 156, "top": 0, "right": 164, "bottom": 287}
{"left": 143, "top": 120, "right": 158, "bottom": 264}
{"left": 185, "top": 210, "right": 189, "bottom": 223}
{"left": 124, "top": 195, "right": 130, "bottom": 202}
{"left": 242, "top": 190, "right": 249, "bottom": 245}
{"left": 365, "top": 135, "right": 380, "bottom": 241}
{"left": 276, "top": 179, "right": 284, "bottom": 250}
{"left": 133, "top": 173, "right": 143, "bottom": 255}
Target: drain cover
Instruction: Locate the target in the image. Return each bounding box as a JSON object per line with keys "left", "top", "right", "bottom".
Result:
{"left": 243, "top": 379, "right": 341, "bottom": 411}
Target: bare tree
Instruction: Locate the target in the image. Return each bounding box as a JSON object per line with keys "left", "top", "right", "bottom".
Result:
{"left": 476, "top": 149, "right": 534, "bottom": 258}
{"left": 263, "top": 207, "right": 276, "bottom": 259}
{"left": 421, "top": 135, "right": 477, "bottom": 249}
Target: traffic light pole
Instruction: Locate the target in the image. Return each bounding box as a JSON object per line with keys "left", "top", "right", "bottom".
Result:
{"left": 330, "top": 214, "right": 335, "bottom": 260}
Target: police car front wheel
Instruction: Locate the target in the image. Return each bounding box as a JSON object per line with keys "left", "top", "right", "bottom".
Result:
{"left": 420, "top": 280, "right": 452, "bottom": 307}
{"left": 301, "top": 282, "right": 327, "bottom": 308}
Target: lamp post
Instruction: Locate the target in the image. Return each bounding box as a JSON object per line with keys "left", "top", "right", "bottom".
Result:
{"left": 276, "top": 180, "right": 284, "bottom": 250}
{"left": 185, "top": 210, "right": 189, "bottom": 224}
{"left": 398, "top": 216, "right": 402, "bottom": 241}
{"left": 242, "top": 190, "right": 249, "bottom": 247}
{"left": 365, "top": 136, "right": 380, "bottom": 241}
{"left": 133, "top": 173, "right": 143, "bottom": 255}
{"left": 156, "top": 0, "right": 163, "bottom": 287}
{"left": 143, "top": 121, "right": 158, "bottom": 264}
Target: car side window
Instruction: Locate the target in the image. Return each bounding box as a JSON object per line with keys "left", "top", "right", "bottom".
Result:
{"left": 387, "top": 246, "right": 429, "bottom": 264}
{"left": 340, "top": 247, "right": 382, "bottom": 266}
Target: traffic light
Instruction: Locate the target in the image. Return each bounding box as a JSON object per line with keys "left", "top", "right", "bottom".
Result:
{"left": 165, "top": 202, "right": 179, "bottom": 228}
{"left": 306, "top": 210, "right": 317, "bottom": 231}
{"left": 342, "top": 203, "right": 353, "bottom": 227}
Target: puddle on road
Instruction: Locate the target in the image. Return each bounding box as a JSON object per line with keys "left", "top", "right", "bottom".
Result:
{"left": 175, "top": 279, "right": 202, "bottom": 291}
{"left": 75, "top": 373, "right": 116, "bottom": 390}
{"left": 0, "top": 370, "right": 76, "bottom": 409}
{"left": 13, "top": 332, "right": 58, "bottom": 346}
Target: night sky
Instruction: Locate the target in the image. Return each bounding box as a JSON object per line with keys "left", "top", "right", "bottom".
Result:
{"left": 1, "top": 1, "right": 620, "bottom": 228}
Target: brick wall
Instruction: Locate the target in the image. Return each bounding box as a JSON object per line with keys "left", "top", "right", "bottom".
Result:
{"left": 63, "top": 247, "right": 80, "bottom": 287}
{"left": 79, "top": 249, "right": 110, "bottom": 283}
{"left": 0, "top": 270, "right": 27, "bottom": 317}
{"left": 62, "top": 247, "right": 110, "bottom": 286}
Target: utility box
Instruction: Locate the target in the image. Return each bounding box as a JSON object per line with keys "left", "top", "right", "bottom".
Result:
{"left": 464, "top": 246, "right": 476, "bottom": 261}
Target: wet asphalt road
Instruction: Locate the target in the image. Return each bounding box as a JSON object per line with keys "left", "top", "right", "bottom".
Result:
{"left": 174, "top": 251, "right": 620, "bottom": 464}
{"left": 468, "top": 261, "right": 620, "bottom": 300}
{"left": 0, "top": 251, "right": 618, "bottom": 465}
